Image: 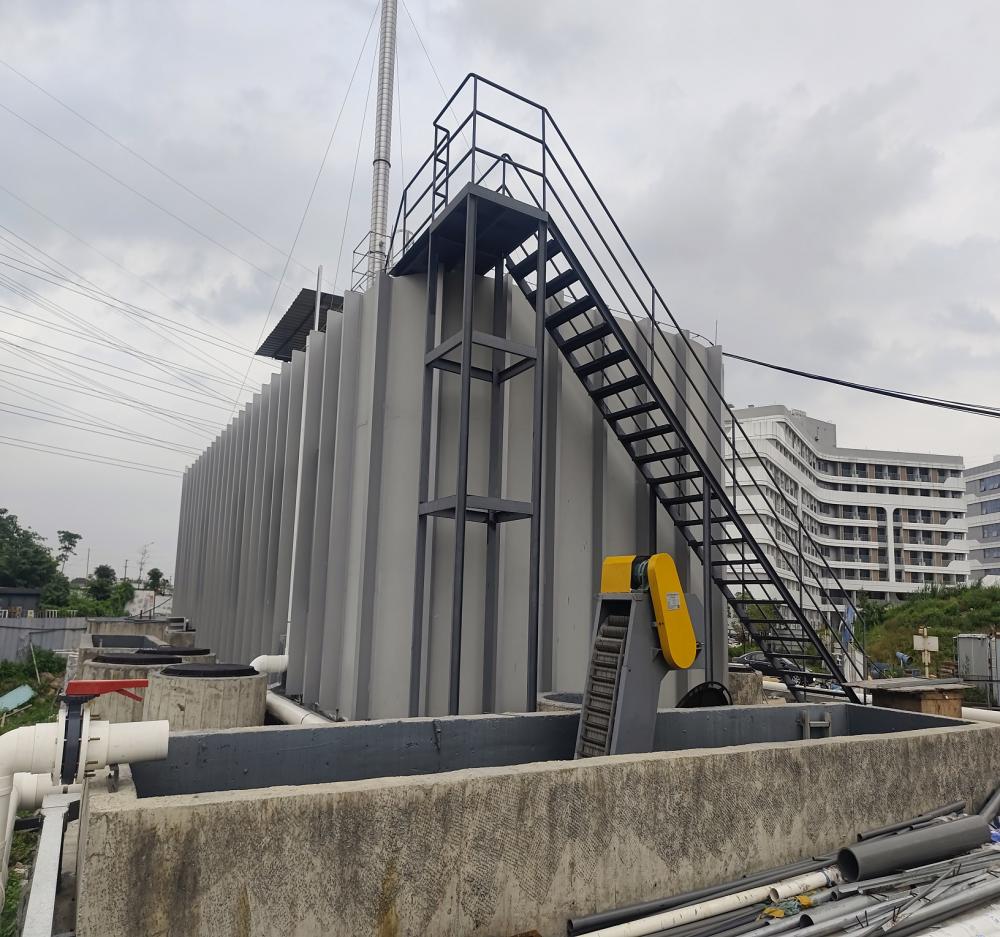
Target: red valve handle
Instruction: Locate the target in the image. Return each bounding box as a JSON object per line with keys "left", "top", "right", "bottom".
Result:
{"left": 65, "top": 679, "right": 149, "bottom": 702}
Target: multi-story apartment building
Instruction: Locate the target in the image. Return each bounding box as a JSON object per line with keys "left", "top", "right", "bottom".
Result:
{"left": 723, "top": 405, "right": 968, "bottom": 623}
{"left": 966, "top": 457, "right": 1000, "bottom": 585}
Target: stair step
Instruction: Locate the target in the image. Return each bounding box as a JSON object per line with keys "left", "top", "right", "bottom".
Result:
{"left": 528, "top": 269, "right": 579, "bottom": 304}
{"left": 560, "top": 322, "right": 613, "bottom": 354}
{"left": 620, "top": 425, "right": 674, "bottom": 445}
{"left": 591, "top": 375, "right": 644, "bottom": 400}
{"left": 635, "top": 447, "right": 687, "bottom": 465}
{"left": 648, "top": 470, "right": 701, "bottom": 485}
{"left": 509, "top": 239, "right": 562, "bottom": 280}
{"left": 662, "top": 492, "right": 713, "bottom": 507}
{"left": 675, "top": 515, "right": 726, "bottom": 528}
{"left": 576, "top": 349, "right": 628, "bottom": 378}
{"left": 607, "top": 400, "right": 658, "bottom": 421}
{"left": 547, "top": 295, "right": 597, "bottom": 328}
{"left": 691, "top": 536, "right": 744, "bottom": 548}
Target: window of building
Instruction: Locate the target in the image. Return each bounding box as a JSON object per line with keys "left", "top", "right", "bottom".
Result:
{"left": 980, "top": 474, "right": 1000, "bottom": 493}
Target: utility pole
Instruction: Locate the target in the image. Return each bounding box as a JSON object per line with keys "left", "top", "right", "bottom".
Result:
{"left": 85, "top": 547, "right": 90, "bottom": 578}
{"left": 366, "top": 0, "right": 398, "bottom": 282}
{"left": 123, "top": 559, "right": 129, "bottom": 583}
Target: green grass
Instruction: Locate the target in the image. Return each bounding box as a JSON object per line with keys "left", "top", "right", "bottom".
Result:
{"left": 0, "top": 648, "right": 65, "bottom": 934}
{"left": 861, "top": 584, "right": 1000, "bottom": 672}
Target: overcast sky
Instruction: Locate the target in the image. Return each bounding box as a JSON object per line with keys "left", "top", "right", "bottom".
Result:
{"left": 1, "top": 0, "right": 998, "bottom": 581}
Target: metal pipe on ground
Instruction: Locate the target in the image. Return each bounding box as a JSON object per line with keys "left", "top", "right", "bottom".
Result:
{"left": 837, "top": 815, "right": 990, "bottom": 882}
{"left": 977, "top": 781, "right": 1000, "bottom": 823}
{"left": 798, "top": 893, "right": 879, "bottom": 926}
{"left": 567, "top": 857, "right": 834, "bottom": 935}
{"left": 868, "top": 874, "right": 1000, "bottom": 937}
{"left": 581, "top": 869, "right": 838, "bottom": 937}
{"left": 795, "top": 895, "right": 911, "bottom": 936}
{"left": 835, "top": 849, "right": 1000, "bottom": 897}
{"left": 857, "top": 801, "right": 966, "bottom": 841}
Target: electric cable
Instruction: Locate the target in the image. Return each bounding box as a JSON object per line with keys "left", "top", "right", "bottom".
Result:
{"left": 0, "top": 99, "right": 289, "bottom": 284}
{"left": 230, "top": 0, "right": 381, "bottom": 418}
{"left": 0, "top": 338, "right": 222, "bottom": 439}
{"left": 0, "top": 303, "right": 257, "bottom": 392}
{"left": 0, "top": 402, "right": 201, "bottom": 455}
{"left": 0, "top": 250, "right": 255, "bottom": 358}
{"left": 399, "top": 0, "right": 469, "bottom": 146}
{"left": 0, "top": 182, "right": 277, "bottom": 358}
{"left": 0, "top": 280, "right": 240, "bottom": 407}
{"left": 0, "top": 239, "right": 257, "bottom": 386}
{"left": 332, "top": 45, "right": 379, "bottom": 293}
{"left": 0, "top": 56, "right": 321, "bottom": 282}
{"left": 724, "top": 351, "right": 1000, "bottom": 420}
{"left": 0, "top": 362, "right": 236, "bottom": 416}
{"left": 0, "top": 434, "right": 184, "bottom": 477}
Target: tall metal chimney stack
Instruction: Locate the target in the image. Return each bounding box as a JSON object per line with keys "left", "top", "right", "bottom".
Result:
{"left": 367, "top": 0, "right": 398, "bottom": 283}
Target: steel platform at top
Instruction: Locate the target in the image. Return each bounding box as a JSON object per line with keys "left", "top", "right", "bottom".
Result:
{"left": 389, "top": 182, "right": 546, "bottom": 278}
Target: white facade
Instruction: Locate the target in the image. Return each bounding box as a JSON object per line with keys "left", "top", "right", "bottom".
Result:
{"left": 965, "top": 457, "right": 1000, "bottom": 585}
{"left": 723, "top": 405, "right": 968, "bottom": 618}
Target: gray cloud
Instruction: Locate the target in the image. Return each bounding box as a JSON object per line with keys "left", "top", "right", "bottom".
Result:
{"left": 1, "top": 0, "right": 999, "bottom": 579}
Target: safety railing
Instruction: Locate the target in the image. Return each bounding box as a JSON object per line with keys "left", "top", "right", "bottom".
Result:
{"left": 387, "top": 74, "right": 869, "bottom": 679}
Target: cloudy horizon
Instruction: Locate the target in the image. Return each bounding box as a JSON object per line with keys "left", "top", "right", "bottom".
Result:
{"left": 2, "top": 0, "right": 998, "bottom": 581}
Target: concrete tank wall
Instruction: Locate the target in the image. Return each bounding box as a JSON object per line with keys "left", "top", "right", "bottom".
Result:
{"left": 174, "top": 270, "right": 726, "bottom": 719}
{"left": 142, "top": 671, "right": 265, "bottom": 730}
{"left": 85, "top": 618, "right": 195, "bottom": 648}
{"left": 76, "top": 716, "right": 1000, "bottom": 937}
{"left": 78, "top": 658, "right": 183, "bottom": 722}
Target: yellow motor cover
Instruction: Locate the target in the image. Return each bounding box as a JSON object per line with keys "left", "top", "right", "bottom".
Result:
{"left": 599, "top": 554, "right": 697, "bottom": 671}
{"left": 647, "top": 554, "right": 697, "bottom": 670}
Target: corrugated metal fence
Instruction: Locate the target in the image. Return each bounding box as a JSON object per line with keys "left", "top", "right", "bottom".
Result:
{"left": 0, "top": 618, "right": 87, "bottom": 661}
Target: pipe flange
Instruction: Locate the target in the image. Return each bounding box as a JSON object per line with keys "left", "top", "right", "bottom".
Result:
{"left": 60, "top": 700, "right": 85, "bottom": 785}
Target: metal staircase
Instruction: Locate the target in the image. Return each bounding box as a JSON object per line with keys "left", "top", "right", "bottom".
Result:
{"left": 388, "top": 74, "right": 868, "bottom": 704}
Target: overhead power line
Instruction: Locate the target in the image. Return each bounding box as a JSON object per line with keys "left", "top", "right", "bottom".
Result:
{"left": 724, "top": 351, "right": 1000, "bottom": 420}
{"left": 0, "top": 181, "right": 279, "bottom": 361}
{"left": 0, "top": 434, "right": 184, "bottom": 478}
{"left": 0, "top": 98, "right": 291, "bottom": 285}
{"left": 232, "top": 0, "right": 381, "bottom": 417}
{"left": 0, "top": 56, "right": 321, "bottom": 283}
{"left": 0, "top": 402, "right": 201, "bottom": 455}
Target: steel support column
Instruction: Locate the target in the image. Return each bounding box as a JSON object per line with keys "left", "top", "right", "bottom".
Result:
{"left": 408, "top": 233, "right": 440, "bottom": 716}
{"left": 526, "top": 220, "right": 548, "bottom": 711}
{"left": 482, "top": 253, "right": 507, "bottom": 712}
{"left": 448, "top": 194, "right": 478, "bottom": 715}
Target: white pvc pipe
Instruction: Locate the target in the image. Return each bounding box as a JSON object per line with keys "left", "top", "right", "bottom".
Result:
{"left": 90, "top": 719, "right": 170, "bottom": 766}
{"left": 250, "top": 654, "right": 288, "bottom": 675}
{"left": 265, "top": 691, "right": 332, "bottom": 726}
{"left": 585, "top": 868, "right": 839, "bottom": 937}
{"left": 768, "top": 868, "right": 841, "bottom": 901}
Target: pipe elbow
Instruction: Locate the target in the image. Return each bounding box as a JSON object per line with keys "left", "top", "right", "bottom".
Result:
{"left": 0, "top": 723, "right": 60, "bottom": 780}
{"left": 250, "top": 654, "right": 288, "bottom": 674}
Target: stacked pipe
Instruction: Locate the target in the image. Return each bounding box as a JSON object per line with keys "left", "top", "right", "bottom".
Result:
{"left": 567, "top": 787, "right": 1000, "bottom": 937}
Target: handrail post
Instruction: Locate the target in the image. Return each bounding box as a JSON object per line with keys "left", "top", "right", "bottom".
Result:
{"left": 471, "top": 77, "right": 478, "bottom": 182}
{"left": 541, "top": 111, "right": 547, "bottom": 210}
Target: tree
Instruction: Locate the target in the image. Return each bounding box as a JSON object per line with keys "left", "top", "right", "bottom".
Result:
{"left": 56, "top": 531, "right": 82, "bottom": 571}
{"left": 41, "top": 572, "right": 71, "bottom": 608}
{"left": 146, "top": 568, "right": 164, "bottom": 594}
{"left": 88, "top": 564, "right": 117, "bottom": 601}
{"left": 0, "top": 509, "right": 57, "bottom": 588}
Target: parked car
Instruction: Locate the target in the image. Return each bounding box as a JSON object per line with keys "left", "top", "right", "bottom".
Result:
{"left": 732, "top": 650, "right": 814, "bottom": 685}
